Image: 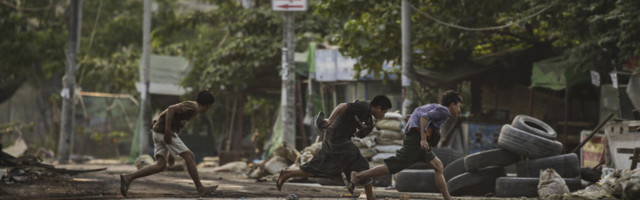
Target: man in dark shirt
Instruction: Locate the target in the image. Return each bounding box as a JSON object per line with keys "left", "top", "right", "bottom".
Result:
{"left": 276, "top": 95, "right": 392, "bottom": 200}
{"left": 120, "top": 90, "right": 218, "bottom": 197}
{"left": 349, "top": 90, "right": 462, "bottom": 200}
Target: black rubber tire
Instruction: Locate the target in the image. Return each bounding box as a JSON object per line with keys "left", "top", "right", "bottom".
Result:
{"left": 407, "top": 162, "right": 430, "bottom": 169}
{"left": 443, "top": 157, "right": 465, "bottom": 181}
{"left": 580, "top": 167, "right": 602, "bottom": 182}
{"left": 407, "top": 148, "right": 464, "bottom": 170}
{"left": 313, "top": 177, "right": 343, "bottom": 186}
{"left": 394, "top": 169, "right": 439, "bottom": 193}
{"left": 512, "top": 115, "right": 557, "bottom": 140}
{"left": 496, "top": 177, "right": 582, "bottom": 197}
{"left": 446, "top": 166, "right": 506, "bottom": 196}
{"left": 516, "top": 154, "right": 580, "bottom": 178}
{"left": 372, "top": 174, "right": 392, "bottom": 187}
{"left": 498, "top": 124, "right": 563, "bottom": 159}
{"left": 433, "top": 148, "right": 464, "bottom": 167}
{"left": 464, "top": 148, "right": 521, "bottom": 172}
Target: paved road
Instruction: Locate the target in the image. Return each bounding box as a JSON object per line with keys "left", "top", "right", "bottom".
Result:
{"left": 0, "top": 161, "right": 528, "bottom": 200}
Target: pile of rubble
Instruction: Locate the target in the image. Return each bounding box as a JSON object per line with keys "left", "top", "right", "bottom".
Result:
{"left": 1, "top": 151, "right": 105, "bottom": 184}
{"left": 248, "top": 143, "right": 302, "bottom": 180}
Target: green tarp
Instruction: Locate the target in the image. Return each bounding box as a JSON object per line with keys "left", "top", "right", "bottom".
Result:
{"left": 531, "top": 57, "right": 589, "bottom": 90}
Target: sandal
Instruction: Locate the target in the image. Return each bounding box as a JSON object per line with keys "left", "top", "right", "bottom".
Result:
{"left": 120, "top": 174, "right": 129, "bottom": 197}
{"left": 276, "top": 170, "right": 285, "bottom": 191}
{"left": 341, "top": 172, "right": 355, "bottom": 195}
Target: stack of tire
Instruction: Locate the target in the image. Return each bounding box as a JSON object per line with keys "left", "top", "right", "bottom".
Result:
{"left": 393, "top": 148, "right": 464, "bottom": 192}
{"left": 442, "top": 115, "right": 582, "bottom": 197}
{"left": 390, "top": 116, "right": 465, "bottom": 192}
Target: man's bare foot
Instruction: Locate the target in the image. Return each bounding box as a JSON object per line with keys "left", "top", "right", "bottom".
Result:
{"left": 276, "top": 170, "right": 286, "bottom": 191}
{"left": 120, "top": 174, "right": 130, "bottom": 197}
{"left": 197, "top": 185, "right": 218, "bottom": 197}
{"left": 350, "top": 171, "right": 360, "bottom": 186}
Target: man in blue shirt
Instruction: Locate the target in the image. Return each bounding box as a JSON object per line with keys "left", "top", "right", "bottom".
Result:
{"left": 349, "top": 90, "right": 462, "bottom": 200}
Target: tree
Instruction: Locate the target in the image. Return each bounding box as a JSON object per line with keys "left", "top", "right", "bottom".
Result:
{"left": 314, "top": 0, "right": 639, "bottom": 76}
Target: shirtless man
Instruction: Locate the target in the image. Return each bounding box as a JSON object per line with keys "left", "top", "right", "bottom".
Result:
{"left": 120, "top": 90, "right": 218, "bottom": 197}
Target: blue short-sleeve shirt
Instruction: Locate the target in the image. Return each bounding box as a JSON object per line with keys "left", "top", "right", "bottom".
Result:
{"left": 404, "top": 104, "right": 450, "bottom": 134}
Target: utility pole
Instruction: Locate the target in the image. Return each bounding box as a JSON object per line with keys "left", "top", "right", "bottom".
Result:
{"left": 281, "top": 12, "right": 296, "bottom": 147}
{"left": 139, "top": 0, "right": 152, "bottom": 155}
{"left": 401, "top": 0, "right": 413, "bottom": 116}
{"left": 273, "top": 0, "right": 306, "bottom": 148}
{"left": 58, "top": 0, "right": 82, "bottom": 164}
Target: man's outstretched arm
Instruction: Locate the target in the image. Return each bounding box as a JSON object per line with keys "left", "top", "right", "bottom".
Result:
{"left": 164, "top": 105, "right": 178, "bottom": 144}
{"left": 419, "top": 117, "right": 431, "bottom": 151}
{"left": 324, "top": 103, "right": 348, "bottom": 127}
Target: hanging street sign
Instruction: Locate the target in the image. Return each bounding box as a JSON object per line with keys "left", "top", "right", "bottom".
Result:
{"left": 272, "top": 0, "right": 307, "bottom": 12}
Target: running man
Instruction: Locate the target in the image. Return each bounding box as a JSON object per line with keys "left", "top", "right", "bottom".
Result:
{"left": 276, "top": 95, "right": 392, "bottom": 200}
{"left": 120, "top": 90, "right": 218, "bottom": 197}
{"left": 349, "top": 90, "right": 463, "bottom": 200}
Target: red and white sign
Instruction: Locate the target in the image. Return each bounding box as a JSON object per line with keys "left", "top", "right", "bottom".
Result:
{"left": 272, "top": 0, "right": 307, "bottom": 12}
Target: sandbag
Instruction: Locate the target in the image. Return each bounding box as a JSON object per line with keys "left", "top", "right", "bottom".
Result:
{"left": 538, "top": 168, "right": 570, "bottom": 197}
{"left": 298, "top": 150, "right": 314, "bottom": 166}
{"left": 373, "top": 145, "right": 402, "bottom": 153}
{"left": 296, "top": 142, "right": 323, "bottom": 166}
{"left": 302, "top": 142, "right": 323, "bottom": 155}
{"left": 375, "top": 119, "right": 403, "bottom": 131}
{"left": 273, "top": 143, "right": 300, "bottom": 164}
{"left": 384, "top": 112, "right": 404, "bottom": 120}
{"left": 359, "top": 148, "right": 377, "bottom": 159}
{"left": 375, "top": 137, "right": 403, "bottom": 146}
{"left": 264, "top": 156, "right": 290, "bottom": 175}
{"left": 353, "top": 136, "right": 376, "bottom": 148}
{"left": 379, "top": 129, "right": 404, "bottom": 140}
{"left": 135, "top": 154, "right": 154, "bottom": 170}
{"left": 212, "top": 161, "right": 247, "bottom": 173}
{"left": 371, "top": 153, "right": 395, "bottom": 163}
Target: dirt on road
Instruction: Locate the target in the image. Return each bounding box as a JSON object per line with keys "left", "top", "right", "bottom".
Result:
{"left": 0, "top": 161, "right": 530, "bottom": 200}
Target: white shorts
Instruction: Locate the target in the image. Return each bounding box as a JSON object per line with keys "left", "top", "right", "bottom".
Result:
{"left": 151, "top": 130, "right": 190, "bottom": 159}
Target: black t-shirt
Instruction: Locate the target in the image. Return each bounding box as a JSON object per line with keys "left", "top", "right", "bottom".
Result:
{"left": 328, "top": 100, "right": 373, "bottom": 143}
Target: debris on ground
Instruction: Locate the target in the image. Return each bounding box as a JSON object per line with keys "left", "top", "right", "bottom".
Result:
{"left": 166, "top": 155, "right": 185, "bottom": 171}
{"left": 296, "top": 142, "right": 322, "bottom": 167}
{"left": 264, "top": 156, "right": 289, "bottom": 175}
{"left": 0, "top": 152, "right": 106, "bottom": 184}
{"left": 135, "top": 154, "right": 154, "bottom": 170}
{"left": 285, "top": 193, "right": 299, "bottom": 200}
{"left": 273, "top": 143, "right": 300, "bottom": 164}
{"left": 212, "top": 161, "right": 247, "bottom": 174}
{"left": 197, "top": 157, "right": 219, "bottom": 168}
{"left": 544, "top": 168, "right": 640, "bottom": 200}
{"left": 248, "top": 143, "right": 308, "bottom": 180}
{"left": 69, "top": 154, "right": 95, "bottom": 164}
{"left": 537, "top": 168, "right": 570, "bottom": 197}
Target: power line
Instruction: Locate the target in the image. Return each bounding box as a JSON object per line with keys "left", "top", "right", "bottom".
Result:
{"left": 409, "top": 1, "right": 559, "bottom": 31}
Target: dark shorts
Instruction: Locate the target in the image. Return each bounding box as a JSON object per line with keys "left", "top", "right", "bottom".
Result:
{"left": 383, "top": 129, "right": 436, "bottom": 174}
{"left": 300, "top": 128, "right": 372, "bottom": 185}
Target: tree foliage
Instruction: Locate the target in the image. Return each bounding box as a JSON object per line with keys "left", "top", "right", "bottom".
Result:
{"left": 315, "top": 0, "right": 640, "bottom": 75}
